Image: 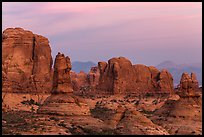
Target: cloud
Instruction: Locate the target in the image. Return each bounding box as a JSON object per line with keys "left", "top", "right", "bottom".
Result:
{"left": 2, "top": 2, "right": 202, "bottom": 65}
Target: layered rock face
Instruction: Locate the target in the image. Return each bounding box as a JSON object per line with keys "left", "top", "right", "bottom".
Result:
{"left": 177, "top": 72, "right": 199, "bottom": 97}
{"left": 150, "top": 95, "right": 202, "bottom": 135}
{"left": 97, "top": 57, "right": 174, "bottom": 95}
{"left": 2, "top": 28, "right": 53, "bottom": 93}
{"left": 114, "top": 107, "right": 169, "bottom": 135}
{"left": 98, "top": 57, "right": 135, "bottom": 94}
{"left": 38, "top": 94, "right": 90, "bottom": 116}
{"left": 52, "top": 52, "right": 73, "bottom": 93}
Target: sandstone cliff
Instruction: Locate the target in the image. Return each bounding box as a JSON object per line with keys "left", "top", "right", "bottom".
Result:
{"left": 2, "top": 28, "right": 53, "bottom": 93}
{"left": 97, "top": 57, "right": 174, "bottom": 95}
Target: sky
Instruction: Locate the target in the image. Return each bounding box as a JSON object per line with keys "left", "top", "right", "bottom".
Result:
{"left": 2, "top": 2, "right": 202, "bottom": 66}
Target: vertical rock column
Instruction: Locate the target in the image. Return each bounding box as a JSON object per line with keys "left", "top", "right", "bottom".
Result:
{"left": 52, "top": 52, "right": 73, "bottom": 94}
{"left": 38, "top": 53, "right": 90, "bottom": 116}
{"left": 178, "top": 72, "right": 199, "bottom": 97}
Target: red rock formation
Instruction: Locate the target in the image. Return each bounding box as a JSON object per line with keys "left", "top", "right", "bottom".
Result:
{"left": 71, "top": 67, "right": 100, "bottom": 93}
{"left": 191, "top": 72, "right": 199, "bottom": 89}
{"left": 157, "top": 69, "right": 174, "bottom": 94}
{"left": 87, "top": 66, "right": 100, "bottom": 90}
{"left": 97, "top": 57, "right": 174, "bottom": 95}
{"left": 148, "top": 66, "right": 160, "bottom": 89}
{"left": 177, "top": 72, "right": 199, "bottom": 97}
{"left": 2, "top": 27, "right": 53, "bottom": 93}
{"left": 37, "top": 94, "right": 91, "bottom": 116}
{"left": 133, "top": 64, "right": 155, "bottom": 93}
{"left": 70, "top": 71, "right": 89, "bottom": 92}
{"left": 52, "top": 52, "right": 73, "bottom": 93}
{"left": 77, "top": 71, "right": 89, "bottom": 88}
{"left": 70, "top": 71, "right": 80, "bottom": 91}
{"left": 98, "top": 57, "right": 135, "bottom": 94}
{"left": 38, "top": 52, "right": 90, "bottom": 116}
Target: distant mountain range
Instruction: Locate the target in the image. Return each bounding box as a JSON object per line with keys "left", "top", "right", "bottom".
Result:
{"left": 156, "top": 61, "right": 202, "bottom": 86}
{"left": 72, "top": 61, "right": 97, "bottom": 73}
{"left": 72, "top": 60, "right": 202, "bottom": 86}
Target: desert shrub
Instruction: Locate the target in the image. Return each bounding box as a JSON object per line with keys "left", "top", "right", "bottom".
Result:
{"left": 110, "top": 99, "right": 117, "bottom": 102}
{"left": 58, "top": 122, "right": 66, "bottom": 128}
{"left": 135, "top": 100, "right": 139, "bottom": 105}
{"left": 152, "top": 99, "right": 158, "bottom": 105}
{"left": 90, "top": 107, "right": 116, "bottom": 121}
{"left": 21, "top": 99, "right": 41, "bottom": 106}
{"left": 145, "top": 92, "right": 151, "bottom": 97}
{"left": 83, "top": 128, "right": 116, "bottom": 135}
{"left": 141, "top": 109, "right": 155, "bottom": 114}
{"left": 30, "top": 106, "right": 35, "bottom": 112}
{"left": 17, "top": 69, "right": 24, "bottom": 74}
{"left": 49, "top": 117, "right": 60, "bottom": 121}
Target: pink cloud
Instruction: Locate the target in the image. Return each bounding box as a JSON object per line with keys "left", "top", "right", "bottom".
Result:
{"left": 2, "top": 2, "right": 201, "bottom": 42}
{"left": 2, "top": 2, "right": 201, "bottom": 65}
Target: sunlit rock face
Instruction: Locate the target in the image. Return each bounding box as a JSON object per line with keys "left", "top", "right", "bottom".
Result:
{"left": 52, "top": 52, "right": 73, "bottom": 94}
{"left": 2, "top": 27, "right": 53, "bottom": 93}
{"left": 177, "top": 72, "right": 199, "bottom": 97}
{"left": 97, "top": 57, "right": 174, "bottom": 95}
{"left": 38, "top": 52, "right": 90, "bottom": 116}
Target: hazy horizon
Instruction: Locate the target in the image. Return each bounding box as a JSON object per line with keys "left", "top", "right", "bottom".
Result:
{"left": 2, "top": 2, "right": 202, "bottom": 66}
